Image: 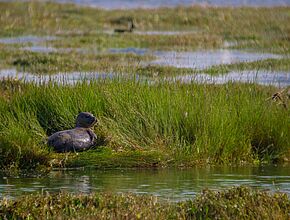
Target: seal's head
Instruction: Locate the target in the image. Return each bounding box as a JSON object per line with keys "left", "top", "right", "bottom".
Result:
{"left": 75, "top": 112, "right": 97, "bottom": 128}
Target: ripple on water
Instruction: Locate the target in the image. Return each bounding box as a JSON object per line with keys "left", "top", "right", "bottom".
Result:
{"left": 0, "top": 166, "right": 290, "bottom": 201}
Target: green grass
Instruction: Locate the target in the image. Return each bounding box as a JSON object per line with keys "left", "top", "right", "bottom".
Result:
{"left": 0, "top": 187, "right": 289, "bottom": 219}
{"left": 0, "top": 80, "right": 289, "bottom": 170}
{"left": 202, "top": 58, "right": 290, "bottom": 75}
{"left": 0, "top": 2, "right": 289, "bottom": 171}
{"left": 0, "top": 2, "right": 289, "bottom": 75}
{"left": 0, "top": 46, "right": 153, "bottom": 74}
{"left": 0, "top": 2, "right": 289, "bottom": 53}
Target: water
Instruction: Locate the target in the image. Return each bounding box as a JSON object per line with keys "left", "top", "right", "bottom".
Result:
{"left": 168, "top": 70, "right": 290, "bottom": 87}
{"left": 134, "top": 30, "right": 199, "bottom": 36}
{"left": 1, "top": 165, "right": 290, "bottom": 201}
{"left": 150, "top": 50, "right": 283, "bottom": 70}
{"left": 107, "top": 48, "right": 284, "bottom": 70}
{"left": 0, "top": 35, "right": 284, "bottom": 70}
{"left": 0, "top": 36, "right": 57, "bottom": 44}
{"left": 1, "top": 69, "right": 289, "bottom": 87}
{"left": 48, "top": 0, "right": 290, "bottom": 9}
{"left": 0, "top": 69, "right": 116, "bottom": 85}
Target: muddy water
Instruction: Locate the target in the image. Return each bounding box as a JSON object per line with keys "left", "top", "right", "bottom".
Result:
{"left": 1, "top": 165, "right": 290, "bottom": 201}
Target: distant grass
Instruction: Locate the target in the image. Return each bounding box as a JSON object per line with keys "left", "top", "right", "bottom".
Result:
{"left": 203, "top": 58, "right": 290, "bottom": 75}
{"left": 0, "top": 2, "right": 289, "bottom": 76}
{"left": 0, "top": 187, "right": 289, "bottom": 219}
{"left": 0, "top": 2, "right": 289, "bottom": 53}
{"left": 0, "top": 80, "right": 289, "bottom": 170}
{"left": 0, "top": 46, "right": 153, "bottom": 74}
{"left": 1, "top": 46, "right": 289, "bottom": 76}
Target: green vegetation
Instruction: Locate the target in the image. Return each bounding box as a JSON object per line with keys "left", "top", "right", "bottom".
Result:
{"left": 0, "top": 80, "right": 289, "bottom": 171}
{"left": 0, "top": 2, "right": 289, "bottom": 171}
{"left": 0, "top": 46, "right": 153, "bottom": 74}
{"left": 0, "top": 187, "right": 289, "bottom": 219}
{"left": 0, "top": 2, "right": 289, "bottom": 52}
{"left": 202, "top": 58, "right": 290, "bottom": 75}
{"left": 0, "top": 2, "right": 289, "bottom": 75}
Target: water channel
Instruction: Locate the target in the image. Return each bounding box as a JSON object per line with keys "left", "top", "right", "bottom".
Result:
{"left": 1, "top": 165, "right": 290, "bottom": 201}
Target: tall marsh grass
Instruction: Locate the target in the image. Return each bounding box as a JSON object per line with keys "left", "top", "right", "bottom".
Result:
{"left": 0, "top": 80, "right": 289, "bottom": 169}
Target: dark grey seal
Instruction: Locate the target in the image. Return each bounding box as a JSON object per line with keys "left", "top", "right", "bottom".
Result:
{"left": 48, "top": 112, "right": 97, "bottom": 153}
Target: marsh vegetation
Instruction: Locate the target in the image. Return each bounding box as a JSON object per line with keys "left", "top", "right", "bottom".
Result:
{"left": 0, "top": 187, "right": 289, "bottom": 220}
{"left": 0, "top": 1, "right": 289, "bottom": 216}
{"left": 0, "top": 80, "right": 289, "bottom": 171}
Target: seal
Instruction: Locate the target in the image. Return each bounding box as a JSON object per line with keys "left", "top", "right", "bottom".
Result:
{"left": 48, "top": 112, "right": 98, "bottom": 153}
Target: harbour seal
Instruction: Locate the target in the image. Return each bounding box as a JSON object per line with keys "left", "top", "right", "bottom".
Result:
{"left": 48, "top": 112, "right": 98, "bottom": 153}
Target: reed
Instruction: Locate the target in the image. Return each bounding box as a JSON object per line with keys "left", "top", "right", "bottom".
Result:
{"left": 0, "top": 80, "right": 288, "bottom": 170}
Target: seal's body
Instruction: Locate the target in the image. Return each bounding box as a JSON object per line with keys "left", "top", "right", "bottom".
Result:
{"left": 48, "top": 112, "right": 97, "bottom": 153}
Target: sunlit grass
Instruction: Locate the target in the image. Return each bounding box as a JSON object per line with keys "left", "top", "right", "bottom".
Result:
{"left": 0, "top": 80, "right": 289, "bottom": 170}
{"left": 0, "top": 187, "right": 289, "bottom": 220}
{"left": 0, "top": 2, "right": 289, "bottom": 53}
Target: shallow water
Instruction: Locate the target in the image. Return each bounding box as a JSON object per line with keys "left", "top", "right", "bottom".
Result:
{"left": 101, "top": 30, "right": 199, "bottom": 36}
{"left": 0, "top": 36, "right": 57, "bottom": 44}
{"left": 0, "top": 69, "right": 116, "bottom": 85}
{"left": 134, "top": 30, "right": 198, "bottom": 36}
{"left": 1, "top": 69, "right": 289, "bottom": 88}
{"left": 48, "top": 0, "right": 290, "bottom": 8}
{"left": 5, "top": 38, "right": 284, "bottom": 70}
{"left": 150, "top": 50, "right": 283, "bottom": 69}
{"left": 107, "top": 48, "right": 284, "bottom": 70}
{"left": 1, "top": 165, "right": 290, "bottom": 201}
{"left": 168, "top": 70, "right": 290, "bottom": 87}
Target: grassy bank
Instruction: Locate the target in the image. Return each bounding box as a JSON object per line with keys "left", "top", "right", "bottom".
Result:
{"left": 0, "top": 80, "right": 289, "bottom": 170}
{"left": 0, "top": 187, "right": 289, "bottom": 219}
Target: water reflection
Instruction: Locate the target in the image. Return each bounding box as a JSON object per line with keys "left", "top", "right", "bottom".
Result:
{"left": 1, "top": 69, "right": 289, "bottom": 87}
{"left": 0, "top": 69, "right": 116, "bottom": 85}
{"left": 1, "top": 165, "right": 290, "bottom": 201}
{"left": 0, "top": 36, "right": 57, "bottom": 44}
{"left": 21, "top": 46, "right": 59, "bottom": 53}
{"left": 2, "top": 39, "right": 284, "bottom": 71}
{"left": 150, "top": 50, "right": 283, "bottom": 69}
{"left": 167, "top": 70, "right": 290, "bottom": 87}
{"left": 134, "top": 30, "right": 198, "bottom": 36}
{"left": 107, "top": 48, "right": 284, "bottom": 70}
